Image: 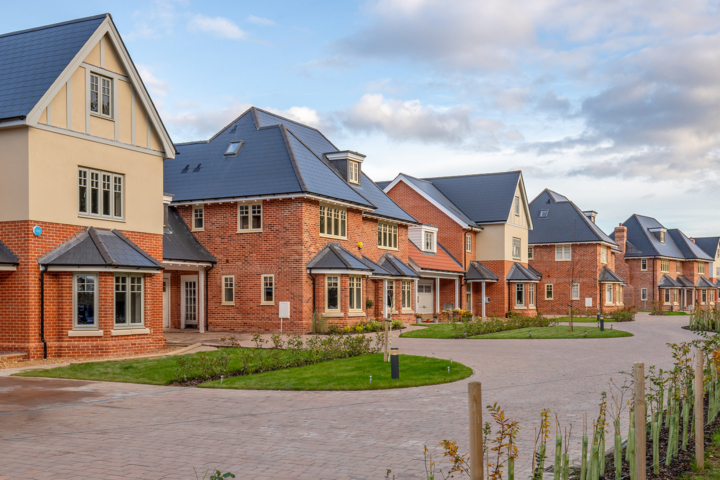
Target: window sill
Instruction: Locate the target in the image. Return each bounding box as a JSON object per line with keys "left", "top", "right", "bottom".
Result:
{"left": 237, "top": 229, "right": 263, "bottom": 234}
{"left": 78, "top": 213, "right": 125, "bottom": 223}
{"left": 111, "top": 328, "right": 150, "bottom": 336}
{"left": 319, "top": 233, "right": 347, "bottom": 240}
{"left": 90, "top": 112, "right": 114, "bottom": 122}
{"left": 221, "top": 302, "right": 235, "bottom": 306}
{"left": 348, "top": 311, "right": 366, "bottom": 317}
{"left": 515, "top": 306, "right": 527, "bottom": 309}
{"left": 378, "top": 246, "right": 399, "bottom": 251}
{"left": 192, "top": 228, "right": 205, "bottom": 232}
{"left": 68, "top": 330, "right": 103, "bottom": 337}
{"left": 555, "top": 259, "right": 572, "bottom": 262}
{"left": 402, "top": 308, "right": 414, "bottom": 313}
{"left": 323, "top": 311, "right": 344, "bottom": 317}
{"left": 260, "top": 302, "right": 275, "bottom": 306}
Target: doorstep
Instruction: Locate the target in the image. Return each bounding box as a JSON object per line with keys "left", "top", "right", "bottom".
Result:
{"left": 0, "top": 352, "right": 27, "bottom": 362}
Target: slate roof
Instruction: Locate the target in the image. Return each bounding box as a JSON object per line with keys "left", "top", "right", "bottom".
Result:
{"left": 693, "top": 237, "right": 720, "bottom": 259}
{"left": 0, "top": 14, "right": 106, "bottom": 121}
{"left": 377, "top": 253, "right": 420, "bottom": 278}
{"left": 0, "top": 239, "right": 18, "bottom": 265}
{"left": 598, "top": 266, "right": 626, "bottom": 284}
{"left": 163, "top": 207, "right": 216, "bottom": 264}
{"left": 387, "top": 174, "right": 476, "bottom": 226}
{"left": 507, "top": 263, "right": 541, "bottom": 282}
{"left": 360, "top": 256, "right": 393, "bottom": 277}
{"left": 696, "top": 277, "right": 716, "bottom": 289}
{"left": 676, "top": 276, "right": 695, "bottom": 288}
{"left": 658, "top": 275, "right": 682, "bottom": 288}
{"left": 408, "top": 241, "right": 464, "bottom": 273}
{"left": 528, "top": 189, "right": 617, "bottom": 246}
{"left": 39, "top": 227, "right": 163, "bottom": 269}
{"left": 465, "top": 261, "right": 499, "bottom": 282}
{"left": 617, "top": 215, "right": 714, "bottom": 260}
{"left": 306, "top": 243, "right": 371, "bottom": 272}
{"left": 167, "top": 108, "right": 415, "bottom": 224}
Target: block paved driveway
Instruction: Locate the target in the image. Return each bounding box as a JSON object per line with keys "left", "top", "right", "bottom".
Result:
{"left": 0, "top": 314, "right": 697, "bottom": 479}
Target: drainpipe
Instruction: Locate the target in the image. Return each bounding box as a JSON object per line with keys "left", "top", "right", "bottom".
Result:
{"left": 205, "top": 264, "right": 214, "bottom": 332}
{"left": 309, "top": 273, "right": 316, "bottom": 313}
{"left": 40, "top": 266, "right": 47, "bottom": 359}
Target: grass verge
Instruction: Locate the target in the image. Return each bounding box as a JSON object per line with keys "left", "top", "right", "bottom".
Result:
{"left": 400, "top": 324, "right": 456, "bottom": 339}
{"left": 681, "top": 428, "right": 720, "bottom": 479}
{"left": 201, "top": 353, "right": 472, "bottom": 391}
{"left": 552, "top": 316, "right": 616, "bottom": 323}
{"left": 471, "top": 325, "right": 632, "bottom": 339}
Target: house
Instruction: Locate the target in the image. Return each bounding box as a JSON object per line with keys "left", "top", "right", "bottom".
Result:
{"left": 612, "top": 215, "right": 716, "bottom": 311}
{"left": 0, "top": 15, "right": 175, "bottom": 358}
{"left": 693, "top": 237, "right": 720, "bottom": 281}
{"left": 528, "top": 189, "right": 626, "bottom": 314}
{"left": 162, "top": 107, "right": 419, "bottom": 334}
{"left": 378, "top": 171, "right": 537, "bottom": 318}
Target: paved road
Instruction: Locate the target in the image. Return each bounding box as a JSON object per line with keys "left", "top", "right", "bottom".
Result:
{"left": 0, "top": 314, "right": 696, "bottom": 479}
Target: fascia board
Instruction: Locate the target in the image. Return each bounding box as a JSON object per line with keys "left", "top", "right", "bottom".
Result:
{"left": 516, "top": 173, "right": 534, "bottom": 231}
{"left": 383, "top": 176, "right": 470, "bottom": 230}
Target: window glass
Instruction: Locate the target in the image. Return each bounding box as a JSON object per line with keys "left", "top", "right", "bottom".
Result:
{"left": 641, "top": 259, "right": 647, "bottom": 270}
{"left": 115, "top": 275, "right": 143, "bottom": 326}
{"left": 223, "top": 276, "right": 234, "bottom": 304}
{"left": 466, "top": 234, "right": 472, "bottom": 253}
{"left": 702, "top": 290, "right": 708, "bottom": 304}
{"left": 90, "top": 172, "right": 99, "bottom": 215}
{"left": 194, "top": 207, "right": 204, "bottom": 230}
{"left": 424, "top": 232, "right": 434, "bottom": 251}
{"left": 115, "top": 276, "right": 127, "bottom": 324}
{"left": 661, "top": 259, "right": 669, "bottom": 273}
{"left": 664, "top": 289, "right": 670, "bottom": 304}
{"left": 514, "top": 196, "right": 520, "bottom": 215}
{"left": 601, "top": 246, "right": 607, "bottom": 264}
{"left": 572, "top": 283, "right": 580, "bottom": 300}
{"left": 660, "top": 231, "right": 665, "bottom": 243}
{"left": 528, "top": 246, "right": 533, "bottom": 260}
{"left": 113, "top": 177, "right": 122, "bottom": 217}
{"left": 641, "top": 288, "right": 648, "bottom": 301}
{"left": 102, "top": 175, "right": 111, "bottom": 216}
{"left": 378, "top": 223, "right": 398, "bottom": 249}
{"left": 539, "top": 210, "right": 548, "bottom": 218}
{"left": 225, "top": 142, "right": 241, "bottom": 155}
{"left": 326, "top": 276, "right": 339, "bottom": 310}
{"left": 239, "top": 203, "right": 262, "bottom": 231}
{"left": 555, "top": 245, "right": 571, "bottom": 260}
{"left": 515, "top": 284, "right": 524, "bottom": 306}
{"left": 699, "top": 263, "right": 706, "bottom": 275}
{"left": 349, "top": 162, "right": 359, "bottom": 184}
{"left": 606, "top": 284, "right": 613, "bottom": 304}
{"left": 78, "top": 170, "right": 87, "bottom": 213}
{"left": 76, "top": 274, "right": 96, "bottom": 327}
{"left": 90, "top": 74, "right": 112, "bottom": 117}
{"left": 402, "top": 280, "right": 411, "bottom": 309}
{"left": 528, "top": 283, "right": 535, "bottom": 307}
{"left": 387, "top": 282, "right": 395, "bottom": 310}
{"left": 101, "top": 77, "right": 111, "bottom": 116}
{"left": 130, "top": 277, "right": 143, "bottom": 324}
{"left": 319, "top": 205, "right": 346, "bottom": 238}
{"left": 78, "top": 168, "right": 123, "bottom": 219}
{"left": 349, "top": 276, "right": 362, "bottom": 310}
{"left": 546, "top": 284, "right": 553, "bottom": 300}
{"left": 512, "top": 238, "right": 521, "bottom": 259}
{"left": 90, "top": 75, "right": 99, "bottom": 113}
{"left": 263, "top": 275, "right": 274, "bottom": 304}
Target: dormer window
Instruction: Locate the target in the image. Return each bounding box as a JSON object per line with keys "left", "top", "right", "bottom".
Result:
{"left": 349, "top": 161, "right": 359, "bottom": 184}
{"left": 659, "top": 231, "right": 665, "bottom": 243}
{"left": 424, "top": 231, "right": 435, "bottom": 251}
{"left": 225, "top": 141, "right": 243, "bottom": 156}
{"left": 539, "top": 210, "right": 548, "bottom": 218}
{"left": 90, "top": 74, "right": 112, "bottom": 118}
{"left": 410, "top": 224, "right": 438, "bottom": 253}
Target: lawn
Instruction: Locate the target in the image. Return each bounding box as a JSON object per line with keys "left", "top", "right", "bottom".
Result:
{"left": 553, "top": 316, "right": 616, "bottom": 323}
{"left": 681, "top": 428, "right": 720, "bottom": 479}
{"left": 202, "top": 353, "right": 472, "bottom": 391}
{"left": 470, "top": 326, "right": 633, "bottom": 339}
{"left": 400, "top": 324, "right": 456, "bottom": 339}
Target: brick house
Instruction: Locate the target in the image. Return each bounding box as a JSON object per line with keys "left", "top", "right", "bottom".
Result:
{"left": 528, "top": 189, "right": 626, "bottom": 315}
{"left": 612, "top": 215, "right": 716, "bottom": 311}
{"left": 378, "top": 171, "right": 538, "bottom": 318}
{"left": 0, "top": 15, "right": 176, "bottom": 358}
{"left": 163, "top": 108, "right": 419, "bottom": 334}
{"left": 693, "top": 237, "right": 720, "bottom": 283}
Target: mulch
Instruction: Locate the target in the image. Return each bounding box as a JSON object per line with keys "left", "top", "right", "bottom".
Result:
{"left": 682, "top": 325, "right": 717, "bottom": 333}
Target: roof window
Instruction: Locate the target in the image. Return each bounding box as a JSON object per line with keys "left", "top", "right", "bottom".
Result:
{"left": 539, "top": 210, "right": 548, "bottom": 218}
{"left": 225, "top": 141, "right": 243, "bottom": 156}
{"left": 181, "top": 165, "right": 189, "bottom": 173}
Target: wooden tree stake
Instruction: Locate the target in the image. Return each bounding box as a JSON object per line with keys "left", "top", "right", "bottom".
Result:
{"left": 634, "top": 362, "right": 646, "bottom": 480}
{"left": 469, "top": 382, "right": 484, "bottom": 480}
{"left": 695, "top": 348, "right": 704, "bottom": 470}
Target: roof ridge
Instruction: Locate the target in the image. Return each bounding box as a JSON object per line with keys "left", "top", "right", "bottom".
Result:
{"left": 279, "top": 125, "right": 309, "bottom": 192}
{"left": 253, "top": 107, "right": 339, "bottom": 150}
{"left": 207, "top": 108, "right": 253, "bottom": 143}
{"left": 175, "top": 140, "right": 209, "bottom": 146}
{"left": 0, "top": 13, "right": 107, "bottom": 39}
{"left": 422, "top": 170, "right": 521, "bottom": 181}
{"left": 87, "top": 226, "right": 116, "bottom": 265}
{"left": 359, "top": 172, "right": 418, "bottom": 224}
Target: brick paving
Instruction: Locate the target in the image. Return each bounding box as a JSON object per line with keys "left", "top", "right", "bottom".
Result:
{"left": 0, "top": 314, "right": 697, "bottom": 479}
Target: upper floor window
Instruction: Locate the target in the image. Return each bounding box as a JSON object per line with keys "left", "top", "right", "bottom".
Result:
{"left": 699, "top": 262, "right": 706, "bottom": 275}
{"left": 677, "top": 261, "right": 682, "bottom": 274}
{"left": 539, "top": 210, "right": 548, "bottom": 218}
{"left": 641, "top": 259, "right": 647, "bottom": 271}
{"left": 90, "top": 74, "right": 112, "bottom": 118}
{"left": 716, "top": 245, "right": 720, "bottom": 259}
{"left": 601, "top": 246, "right": 607, "bottom": 264}
{"left": 79, "top": 168, "right": 123, "bottom": 220}
{"left": 424, "top": 231, "right": 435, "bottom": 252}
{"left": 319, "top": 205, "right": 346, "bottom": 238}
{"left": 512, "top": 237, "right": 521, "bottom": 260}
{"left": 514, "top": 196, "right": 520, "bottom": 216}
{"left": 193, "top": 206, "right": 204, "bottom": 231}
{"left": 660, "top": 259, "right": 669, "bottom": 273}
{"left": 238, "top": 203, "right": 262, "bottom": 232}
{"left": 466, "top": 234, "right": 472, "bottom": 253}
{"left": 349, "top": 161, "right": 359, "bottom": 184}
{"left": 528, "top": 246, "right": 534, "bottom": 260}
{"left": 555, "top": 245, "right": 571, "bottom": 261}
{"left": 225, "top": 141, "right": 242, "bottom": 155}
{"left": 378, "top": 223, "right": 398, "bottom": 249}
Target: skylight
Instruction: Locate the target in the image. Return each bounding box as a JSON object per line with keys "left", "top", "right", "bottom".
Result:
{"left": 225, "top": 141, "right": 243, "bottom": 155}
{"left": 539, "top": 210, "right": 549, "bottom": 218}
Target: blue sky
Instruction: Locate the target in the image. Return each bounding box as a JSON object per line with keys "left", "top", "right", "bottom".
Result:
{"left": 3, "top": 0, "right": 720, "bottom": 236}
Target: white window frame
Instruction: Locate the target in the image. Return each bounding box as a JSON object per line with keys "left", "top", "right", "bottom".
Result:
{"left": 601, "top": 246, "right": 607, "bottom": 264}
{"left": 466, "top": 286, "right": 472, "bottom": 312}
{"left": 672, "top": 289, "right": 678, "bottom": 305}
{"left": 640, "top": 259, "right": 647, "bottom": 271}
{"left": 664, "top": 289, "right": 671, "bottom": 305}
{"left": 378, "top": 222, "right": 399, "bottom": 250}
{"left": 555, "top": 245, "right": 571, "bottom": 261}
{"left": 515, "top": 283, "right": 525, "bottom": 307}
{"left": 387, "top": 281, "right": 396, "bottom": 312}
{"left": 512, "top": 237, "right": 521, "bottom": 260}
{"left": 261, "top": 274, "right": 275, "bottom": 305}
{"left": 222, "top": 275, "right": 235, "bottom": 306}
{"left": 402, "top": 280, "right": 412, "bottom": 311}
{"left": 114, "top": 274, "right": 144, "bottom": 328}
{"left": 660, "top": 259, "right": 669, "bottom": 273}
{"left": 238, "top": 202, "right": 263, "bottom": 233}
{"left": 424, "top": 231, "right": 435, "bottom": 252}
{"left": 605, "top": 284, "right": 614, "bottom": 305}
{"left": 545, "top": 284, "right": 554, "bottom": 300}
{"left": 641, "top": 288, "right": 648, "bottom": 301}
{"left": 78, "top": 167, "right": 124, "bottom": 221}
{"left": 325, "top": 275, "right": 339, "bottom": 312}
{"left": 349, "top": 276, "right": 362, "bottom": 311}
{"left": 528, "top": 283, "right": 535, "bottom": 307}
{"left": 193, "top": 206, "right": 204, "bottom": 231}
{"left": 617, "top": 285, "right": 624, "bottom": 305}
{"left": 659, "top": 231, "right": 665, "bottom": 243}
{"left": 514, "top": 196, "right": 520, "bottom": 216}
{"left": 225, "top": 142, "right": 242, "bottom": 155}
{"left": 90, "top": 73, "right": 113, "bottom": 119}
{"left": 73, "top": 273, "right": 99, "bottom": 330}
{"left": 571, "top": 283, "right": 580, "bottom": 300}
{"left": 702, "top": 289, "right": 708, "bottom": 305}
{"left": 348, "top": 161, "right": 360, "bottom": 184}
{"left": 466, "top": 234, "right": 472, "bottom": 253}
{"left": 699, "top": 262, "right": 706, "bottom": 275}
{"left": 528, "top": 246, "right": 534, "bottom": 260}
{"left": 319, "top": 204, "right": 347, "bottom": 239}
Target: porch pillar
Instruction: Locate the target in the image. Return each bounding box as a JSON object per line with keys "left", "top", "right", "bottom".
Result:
{"left": 436, "top": 277, "right": 440, "bottom": 314}
{"left": 455, "top": 277, "right": 459, "bottom": 310}
{"left": 198, "top": 268, "right": 205, "bottom": 333}
{"left": 414, "top": 278, "right": 418, "bottom": 312}
{"left": 481, "top": 281, "right": 486, "bottom": 318}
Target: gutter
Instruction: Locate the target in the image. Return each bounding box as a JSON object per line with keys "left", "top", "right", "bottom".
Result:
{"left": 309, "top": 273, "right": 316, "bottom": 314}
{"left": 0, "top": 115, "right": 26, "bottom": 124}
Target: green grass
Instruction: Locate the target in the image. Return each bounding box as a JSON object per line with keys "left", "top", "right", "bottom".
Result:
{"left": 470, "top": 326, "right": 632, "bottom": 339}
{"left": 201, "top": 353, "right": 472, "bottom": 391}
{"left": 400, "top": 324, "right": 457, "bottom": 339}
{"left": 680, "top": 428, "right": 720, "bottom": 479}
{"left": 552, "top": 316, "right": 616, "bottom": 323}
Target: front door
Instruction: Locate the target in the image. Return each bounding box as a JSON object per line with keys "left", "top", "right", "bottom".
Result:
{"left": 181, "top": 276, "right": 198, "bottom": 327}
{"left": 417, "top": 282, "right": 433, "bottom": 314}
{"left": 162, "top": 278, "right": 170, "bottom": 328}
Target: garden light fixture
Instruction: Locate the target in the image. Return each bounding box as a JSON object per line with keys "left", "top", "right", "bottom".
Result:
{"left": 369, "top": 375, "right": 372, "bottom": 385}
{"left": 391, "top": 348, "right": 399, "bottom": 379}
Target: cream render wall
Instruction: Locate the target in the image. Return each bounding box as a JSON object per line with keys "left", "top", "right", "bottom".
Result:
{"left": 474, "top": 223, "right": 529, "bottom": 263}
{"left": 26, "top": 128, "right": 164, "bottom": 234}
{"left": 0, "top": 128, "right": 30, "bottom": 221}
{"left": 507, "top": 183, "right": 530, "bottom": 228}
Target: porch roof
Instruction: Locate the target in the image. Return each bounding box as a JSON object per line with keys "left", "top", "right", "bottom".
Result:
{"left": 306, "top": 243, "right": 372, "bottom": 273}
{"left": 377, "top": 253, "right": 420, "bottom": 278}
{"left": 658, "top": 274, "right": 682, "bottom": 288}
{"left": 675, "top": 275, "right": 695, "bottom": 288}
{"left": 696, "top": 277, "right": 717, "bottom": 289}
{"left": 598, "top": 266, "right": 626, "bottom": 284}
{"left": 507, "top": 262, "right": 541, "bottom": 282}
{"left": 465, "top": 261, "right": 499, "bottom": 282}
{"left": 0, "top": 239, "right": 18, "bottom": 265}
{"left": 359, "top": 256, "right": 393, "bottom": 277}
{"left": 163, "top": 207, "right": 216, "bottom": 264}
{"left": 408, "top": 240, "right": 464, "bottom": 273}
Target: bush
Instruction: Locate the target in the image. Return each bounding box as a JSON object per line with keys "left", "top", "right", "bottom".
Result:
{"left": 343, "top": 325, "right": 352, "bottom": 334}
{"left": 354, "top": 325, "right": 365, "bottom": 333}
{"left": 366, "top": 298, "right": 375, "bottom": 309}
{"left": 327, "top": 324, "right": 341, "bottom": 335}
{"left": 650, "top": 300, "right": 665, "bottom": 316}
{"left": 610, "top": 307, "right": 635, "bottom": 322}
{"left": 365, "top": 320, "right": 383, "bottom": 332}
{"left": 391, "top": 319, "right": 404, "bottom": 330}
{"left": 311, "top": 310, "right": 328, "bottom": 333}
{"left": 452, "top": 313, "right": 554, "bottom": 338}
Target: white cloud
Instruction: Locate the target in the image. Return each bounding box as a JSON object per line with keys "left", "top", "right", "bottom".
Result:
{"left": 187, "top": 15, "right": 247, "bottom": 40}
{"left": 265, "top": 106, "right": 323, "bottom": 129}
{"left": 126, "top": 0, "right": 186, "bottom": 40}
{"left": 247, "top": 15, "right": 276, "bottom": 26}
{"left": 163, "top": 102, "right": 252, "bottom": 142}
{"left": 136, "top": 65, "right": 169, "bottom": 98}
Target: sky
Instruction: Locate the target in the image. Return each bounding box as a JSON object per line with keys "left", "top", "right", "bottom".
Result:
{"left": 3, "top": 0, "right": 720, "bottom": 236}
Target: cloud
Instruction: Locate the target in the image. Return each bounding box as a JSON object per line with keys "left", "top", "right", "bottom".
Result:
{"left": 136, "top": 65, "right": 170, "bottom": 98}
{"left": 163, "top": 102, "right": 252, "bottom": 142}
{"left": 265, "top": 106, "right": 323, "bottom": 129}
{"left": 125, "top": 0, "right": 186, "bottom": 40}
{"left": 247, "top": 15, "right": 276, "bottom": 26}
{"left": 187, "top": 15, "right": 247, "bottom": 40}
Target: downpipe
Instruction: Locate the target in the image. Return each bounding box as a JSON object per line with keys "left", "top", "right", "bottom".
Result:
{"left": 40, "top": 266, "right": 47, "bottom": 359}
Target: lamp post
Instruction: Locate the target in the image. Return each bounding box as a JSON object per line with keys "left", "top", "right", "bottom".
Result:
{"left": 391, "top": 348, "right": 399, "bottom": 379}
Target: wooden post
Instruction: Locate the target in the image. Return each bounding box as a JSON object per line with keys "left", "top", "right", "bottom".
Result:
{"left": 469, "top": 382, "right": 484, "bottom": 480}
{"left": 695, "top": 348, "right": 704, "bottom": 470}
{"left": 634, "top": 362, "right": 646, "bottom": 480}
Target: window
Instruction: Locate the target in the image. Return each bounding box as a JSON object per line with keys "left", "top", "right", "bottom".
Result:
{"left": 238, "top": 203, "right": 262, "bottom": 232}
{"left": 702, "top": 289, "right": 708, "bottom": 304}
{"left": 515, "top": 284, "right": 524, "bottom": 306}
{"left": 319, "top": 205, "right": 346, "bottom": 238}
{"left": 378, "top": 223, "right": 398, "bottom": 249}
{"left": 512, "top": 237, "right": 521, "bottom": 260}
{"left": 677, "top": 261, "right": 682, "bottom": 274}
{"left": 528, "top": 246, "right": 534, "bottom": 260}
{"left": 74, "top": 274, "right": 97, "bottom": 329}
{"left": 539, "top": 210, "right": 549, "bottom": 218}
{"left": 661, "top": 259, "right": 669, "bottom": 273}
{"left": 402, "top": 280, "right": 412, "bottom": 310}
{"left": 664, "top": 289, "right": 671, "bottom": 304}
{"left": 528, "top": 283, "right": 535, "bottom": 307}
{"left": 349, "top": 276, "right": 362, "bottom": 311}
{"left": 716, "top": 267, "right": 720, "bottom": 278}
{"left": 659, "top": 231, "right": 665, "bottom": 243}
{"left": 601, "top": 246, "right": 607, "bottom": 264}
{"left": 349, "top": 161, "right": 359, "bottom": 184}
{"left": 514, "top": 196, "right": 520, "bottom": 216}
{"left": 641, "top": 288, "right": 648, "bottom": 301}
{"left": 545, "top": 284, "right": 554, "bottom": 300}
{"left": 571, "top": 283, "right": 580, "bottom": 300}
{"left": 225, "top": 141, "right": 242, "bottom": 155}
{"left": 641, "top": 259, "right": 647, "bottom": 271}
{"left": 699, "top": 263, "right": 706, "bottom": 275}
{"left": 466, "top": 234, "right": 472, "bottom": 253}
{"left": 605, "top": 284, "right": 613, "bottom": 304}
{"left": 222, "top": 276, "right": 234, "bottom": 305}
{"left": 325, "top": 276, "right": 339, "bottom": 311}
{"left": 387, "top": 281, "right": 395, "bottom": 311}
{"left": 424, "top": 231, "right": 435, "bottom": 252}
{"left": 79, "top": 168, "right": 123, "bottom": 220}
{"left": 193, "top": 206, "right": 204, "bottom": 231}
{"left": 466, "top": 287, "right": 472, "bottom": 312}
{"left": 672, "top": 289, "right": 678, "bottom": 304}
{"left": 114, "top": 275, "right": 143, "bottom": 326}
{"left": 262, "top": 275, "right": 275, "bottom": 305}
{"left": 90, "top": 74, "right": 112, "bottom": 118}
{"left": 711, "top": 290, "right": 715, "bottom": 304}
{"left": 555, "top": 245, "right": 571, "bottom": 261}
{"left": 618, "top": 285, "right": 624, "bottom": 304}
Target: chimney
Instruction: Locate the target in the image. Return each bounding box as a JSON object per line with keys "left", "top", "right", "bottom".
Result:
{"left": 614, "top": 223, "right": 627, "bottom": 254}
{"left": 691, "top": 237, "right": 696, "bottom": 244}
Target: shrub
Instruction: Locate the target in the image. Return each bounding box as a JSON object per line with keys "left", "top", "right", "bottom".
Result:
{"left": 391, "top": 319, "right": 404, "bottom": 330}
{"left": 327, "top": 324, "right": 341, "bottom": 335}
{"left": 365, "top": 320, "right": 383, "bottom": 332}
{"left": 650, "top": 300, "right": 665, "bottom": 316}
{"left": 354, "top": 325, "right": 365, "bottom": 333}
{"left": 343, "top": 325, "right": 353, "bottom": 334}
{"left": 610, "top": 307, "right": 635, "bottom": 322}
{"left": 366, "top": 298, "right": 375, "bottom": 309}
{"left": 452, "top": 313, "right": 554, "bottom": 338}
{"left": 311, "top": 310, "right": 328, "bottom": 333}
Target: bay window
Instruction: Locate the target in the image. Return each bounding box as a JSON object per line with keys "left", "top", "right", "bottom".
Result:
{"left": 387, "top": 281, "right": 395, "bottom": 312}
{"left": 349, "top": 276, "right": 362, "bottom": 311}
{"left": 326, "top": 276, "right": 339, "bottom": 312}
{"left": 114, "top": 275, "right": 144, "bottom": 327}
{"left": 74, "top": 273, "right": 97, "bottom": 329}
{"left": 515, "top": 284, "right": 524, "bottom": 307}
{"left": 605, "top": 284, "right": 614, "bottom": 304}
{"left": 79, "top": 168, "right": 123, "bottom": 220}
{"left": 528, "top": 283, "right": 535, "bottom": 307}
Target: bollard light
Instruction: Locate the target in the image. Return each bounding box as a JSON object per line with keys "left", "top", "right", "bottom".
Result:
{"left": 584, "top": 331, "right": 588, "bottom": 337}
{"left": 391, "top": 348, "right": 399, "bottom": 379}
{"left": 529, "top": 330, "right": 532, "bottom": 337}
{"left": 447, "top": 366, "right": 450, "bottom": 374}
{"left": 369, "top": 375, "right": 372, "bottom": 385}
{"left": 220, "top": 375, "right": 224, "bottom": 385}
